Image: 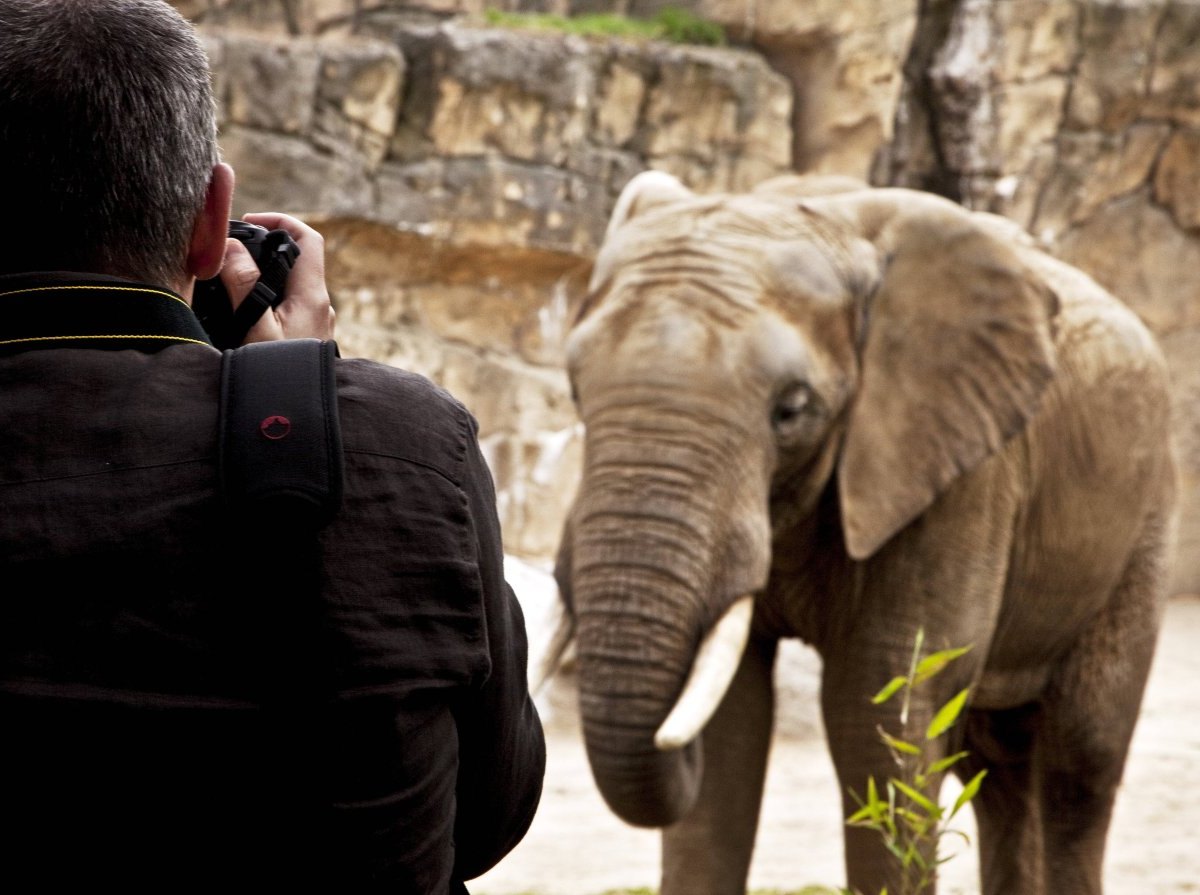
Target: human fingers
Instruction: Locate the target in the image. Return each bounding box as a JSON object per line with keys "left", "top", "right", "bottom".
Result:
{"left": 218, "top": 238, "right": 262, "bottom": 309}
{"left": 241, "top": 211, "right": 327, "bottom": 294}
{"left": 240, "top": 212, "right": 334, "bottom": 342}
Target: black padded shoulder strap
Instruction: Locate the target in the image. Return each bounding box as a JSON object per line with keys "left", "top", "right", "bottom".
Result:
{"left": 218, "top": 339, "right": 344, "bottom": 529}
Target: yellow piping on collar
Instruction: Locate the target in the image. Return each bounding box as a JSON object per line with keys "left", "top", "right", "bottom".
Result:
{"left": 0, "top": 284, "right": 189, "bottom": 310}
{"left": 0, "top": 334, "right": 209, "bottom": 347}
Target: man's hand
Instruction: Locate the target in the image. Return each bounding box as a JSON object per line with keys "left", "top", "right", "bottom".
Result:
{"left": 218, "top": 212, "right": 336, "bottom": 343}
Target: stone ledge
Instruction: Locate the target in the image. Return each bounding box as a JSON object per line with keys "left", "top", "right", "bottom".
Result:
{"left": 205, "top": 21, "right": 792, "bottom": 256}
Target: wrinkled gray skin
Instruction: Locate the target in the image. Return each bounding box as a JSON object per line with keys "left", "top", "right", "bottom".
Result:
{"left": 554, "top": 173, "right": 1178, "bottom": 895}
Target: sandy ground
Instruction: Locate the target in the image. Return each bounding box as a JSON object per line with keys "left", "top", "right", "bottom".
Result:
{"left": 474, "top": 593, "right": 1200, "bottom": 895}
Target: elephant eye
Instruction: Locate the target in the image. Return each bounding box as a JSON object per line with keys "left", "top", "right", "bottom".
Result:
{"left": 771, "top": 384, "right": 824, "bottom": 440}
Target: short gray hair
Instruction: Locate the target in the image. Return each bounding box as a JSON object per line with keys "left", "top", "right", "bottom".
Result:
{"left": 0, "top": 0, "right": 218, "bottom": 286}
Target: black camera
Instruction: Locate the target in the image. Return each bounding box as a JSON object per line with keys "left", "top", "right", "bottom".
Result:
{"left": 193, "top": 220, "right": 301, "bottom": 350}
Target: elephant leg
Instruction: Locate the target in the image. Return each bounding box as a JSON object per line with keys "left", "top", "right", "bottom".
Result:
{"left": 1034, "top": 523, "right": 1168, "bottom": 895}
{"left": 821, "top": 464, "right": 1017, "bottom": 894}
{"left": 1032, "top": 556, "right": 1161, "bottom": 887}
{"left": 957, "top": 705, "right": 1044, "bottom": 895}
{"left": 661, "top": 634, "right": 777, "bottom": 895}
{"left": 822, "top": 655, "right": 959, "bottom": 895}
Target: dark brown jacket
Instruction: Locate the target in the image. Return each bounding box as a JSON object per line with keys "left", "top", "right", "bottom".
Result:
{"left": 0, "top": 272, "right": 545, "bottom": 892}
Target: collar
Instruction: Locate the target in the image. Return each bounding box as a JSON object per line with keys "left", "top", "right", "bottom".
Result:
{"left": 0, "top": 271, "right": 214, "bottom": 357}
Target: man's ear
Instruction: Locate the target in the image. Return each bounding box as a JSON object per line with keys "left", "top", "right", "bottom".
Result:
{"left": 184, "top": 162, "right": 234, "bottom": 284}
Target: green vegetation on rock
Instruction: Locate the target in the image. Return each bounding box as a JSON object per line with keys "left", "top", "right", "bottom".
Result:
{"left": 481, "top": 6, "right": 726, "bottom": 46}
{"left": 508, "top": 877, "right": 931, "bottom": 894}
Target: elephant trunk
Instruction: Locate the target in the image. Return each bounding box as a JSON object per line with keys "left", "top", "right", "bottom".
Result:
{"left": 575, "top": 599, "right": 704, "bottom": 827}
{"left": 569, "top": 415, "right": 766, "bottom": 827}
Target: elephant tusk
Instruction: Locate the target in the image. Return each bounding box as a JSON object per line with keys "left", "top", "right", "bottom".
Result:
{"left": 654, "top": 595, "right": 754, "bottom": 751}
{"left": 531, "top": 599, "right": 575, "bottom": 695}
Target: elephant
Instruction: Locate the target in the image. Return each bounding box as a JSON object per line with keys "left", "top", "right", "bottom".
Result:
{"left": 543, "top": 171, "right": 1179, "bottom": 895}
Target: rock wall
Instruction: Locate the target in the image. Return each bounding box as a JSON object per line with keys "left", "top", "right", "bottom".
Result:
{"left": 181, "top": 1, "right": 1200, "bottom": 592}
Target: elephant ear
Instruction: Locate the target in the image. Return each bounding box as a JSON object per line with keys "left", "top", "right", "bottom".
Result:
{"left": 836, "top": 197, "right": 1058, "bottom": 560}
{"left": 605, "top": 170, "right": 694, "bottom": 240}
{"left": 584, "top": 171, "right": 695, "bottom": 302}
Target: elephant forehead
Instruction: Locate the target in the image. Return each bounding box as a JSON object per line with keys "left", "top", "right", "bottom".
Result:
{"left": 761, "top": 238, "right": 851, "bottom": 309}
{"left": 597, "top": 200, "right": 859, "bottom": 298}
{"left": 572, "top": 288, "right": 749, "bottom": 372}
{"left": 599, "top": 193, "right": 783, "bottom": 255}
{"left": 568, "top": 289, "right": 848, "bottom": 403}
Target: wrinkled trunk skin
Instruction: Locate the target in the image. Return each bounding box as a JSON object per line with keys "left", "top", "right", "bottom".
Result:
{"left": 574, "top": 577, "right": 704, "bottom": 827}
{"left": 568, "top": 410, "right": 766, "bottom": 827}
{"left": 572, "top": 517, "right": 710, "bottom": 827}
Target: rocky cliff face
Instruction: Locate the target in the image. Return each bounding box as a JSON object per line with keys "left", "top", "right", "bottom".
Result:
{"left": 179, "top": 0, "right": 1200, "bottom": 593}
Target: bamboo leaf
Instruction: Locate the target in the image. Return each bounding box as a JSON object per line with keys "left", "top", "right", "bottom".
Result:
{"left": 899, "top": 628, "right": 925, "bottom": 726}
{"left": 879, "top": 730, "right": 922, "bottom": 756}
{"left": 926, "top": 688, "right": 971, "bottom": 740}
{"left": 891, "top": 779, "right": 938, "bottom": 815}
{"left": 942, "top": 829, "right": 973, "bottom": 847}
{"left": 951, "top": 769, "right": 988, "bottom": 819}
{"left": 866, "top": 775, "right": 881, "bottom": 811}
{"left": 914, "top": 646, "right": 972, "bottom": 684}
{"left": 929, "top": 750, "right": 971, "bottom": 774}
{"left": 872, "top": 675, "right": 908, "bottom": 705}
{"left": 898, "top": 811, "right": 930, "bottom": 837}
{"left": 846, "top": 806, "right": 878, "bottom": 826}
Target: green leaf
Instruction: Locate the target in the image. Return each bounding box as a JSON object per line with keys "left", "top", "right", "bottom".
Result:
{"left": 929, "top": 750, "right": 971, "bottom": 774}
{"left": 908, "top": 848, "right": 930, "bottom": 871}
{"left": 897, "top": 809, "right": 931, "bottom": 837}
{"left": 941, "top": 828, "right": 973, "bottom": 848}
{"left": 879, "top": 730, "right": 922, "bottom": 756}
{"left": 891, "top": 779, "right": 938, "bottom": 816}
{"left": 926, "top": 688, "right": 971, "bottom": 740}
{"left": 951, "top": 769, "right": 988, "bottom": 819}
{"left": 846, "top": 805, "right": 878, "bottom": 826}
{"left": 914, "top": 646, "right": 973, "bottom": 684}
{"left": 866, "top": 774, "right": 882, "bottom": 812}
{"left": 872, "top": 675, "right": 908, "bottom": 705}
{"left": 847, "top": 776, "right": 888, "bottom": 826}
{"left": 898, "top": 628, "right": 926, "bottom": 725}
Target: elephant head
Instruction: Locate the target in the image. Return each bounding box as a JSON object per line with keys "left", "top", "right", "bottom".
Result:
{"left": 552, "top": 172, "right": 1058, "bottom": 827}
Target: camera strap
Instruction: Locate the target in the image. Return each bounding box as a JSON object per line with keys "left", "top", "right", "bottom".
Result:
{"left": 218, "top": 338, "right": 344, "bottom": 708}
{"left": 218, "top": 338, "right": 344, "bottom": 529}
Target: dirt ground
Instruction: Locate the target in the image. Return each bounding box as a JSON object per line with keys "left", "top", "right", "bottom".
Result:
{"left": 474, "top": 594, "right": 1200, "bottom": 895}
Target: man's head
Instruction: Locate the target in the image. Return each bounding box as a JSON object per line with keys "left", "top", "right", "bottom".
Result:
{"left": 0, "top": 0, "right": 228, "bottom": 288}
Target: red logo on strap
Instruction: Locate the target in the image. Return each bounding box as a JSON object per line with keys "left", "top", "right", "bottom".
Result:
{"left": 260, "top": 415, "right": 291, "bottom": 440}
